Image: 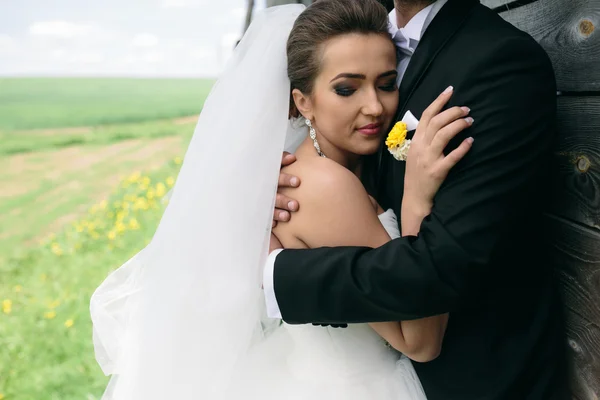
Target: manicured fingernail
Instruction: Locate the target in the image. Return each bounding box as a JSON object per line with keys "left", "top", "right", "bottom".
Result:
{"left": 467, "top": 137, "right": 474, "bottom": 144}
{"left": 288, "top": 201, "right": 297, "bottom": 211}
{"left": 443, "top": 85, "right": 454, "bottom": 94}
{"left": 290, "top": 177, "right": 299, "bottom": 187}
{"left": 279, "top": 211, "right": 288, "bottom": 220}
{"left": 465, "top": 117, "right": 474, "bottom": 124}
{"left": 461, "top": 106, "right": 470, "bottom": 114}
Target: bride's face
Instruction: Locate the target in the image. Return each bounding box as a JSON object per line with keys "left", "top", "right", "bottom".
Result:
{"left": 294, "top": 33, "right": 398, "bottom": 157}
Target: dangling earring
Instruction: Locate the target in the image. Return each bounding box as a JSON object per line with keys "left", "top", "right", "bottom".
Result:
{"left": 305, "top": 118, "right": 326, "bottom": 158}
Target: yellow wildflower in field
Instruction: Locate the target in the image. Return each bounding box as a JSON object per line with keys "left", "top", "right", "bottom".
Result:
{"left": 174, "top": 156, "right": 183, "bottom": 165}
{"left": 107, "top": 231, "right": 117, "bottom": 240}
{"left": 166, "top": 177, "right": 175, "bottom": 187}
{"left": 40, "top": 273, "right": 47, "bottom": 282}
{"left": 156, "top": 182, "right": 166, "bottom": 197}
{"left": 51, "top": 242, "right": 63, "bottom": 256}
{"left": 100, "top": 200, "right": 108, "bottom": 209}
{"left": 139, "top": 176, "right": 151, "bottom": 191}
{"left": 133, "top": 198, "right": 149, "bottom": 211}
{"left": 146, "top": 187, "right": 156, "bottom": 200}
{"left": 116, "top": 210, "right": 128, "bottom": 221}
{"left": 65, "top": 319, "right": 74, "bottom": 328}
{"left": 128, "top": 218, "right": 140, "bottom": 230}
{"left": 0, "top": 392, "right": 5, "bottom": 399}
{"left": 49, "top": 300, "right": 60, "bottom": 309}
{"left": 14, "top": 285, "right": 22, "bottom": 293}
{"left": 44, "top": 311, "right": 57, "bottom": 319}
{"left": 129, "top": 171, "right": 142, "bottom": 183}
{"left": 2, "top": 299, "right": 12, "bottom": 314}
{"left": 115, "top": 222, "right": 126, "bottom": 234}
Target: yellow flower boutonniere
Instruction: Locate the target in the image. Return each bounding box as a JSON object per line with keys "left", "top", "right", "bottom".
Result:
{"left": 385, "top": 121, "right": 411, "bottom": 161}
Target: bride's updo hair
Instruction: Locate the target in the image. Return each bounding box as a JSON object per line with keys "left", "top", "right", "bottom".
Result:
{"left": 287, "top": 0, "right": 392, "bottom": 118}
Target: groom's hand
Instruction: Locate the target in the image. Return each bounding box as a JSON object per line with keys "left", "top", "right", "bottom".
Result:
{"left": 272, "top": 152, "right": 300, "bottom": 228}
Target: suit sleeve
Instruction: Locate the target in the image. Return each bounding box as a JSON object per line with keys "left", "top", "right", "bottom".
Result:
{"left": 273, "top": 36, "right": 557, "bottom": 324}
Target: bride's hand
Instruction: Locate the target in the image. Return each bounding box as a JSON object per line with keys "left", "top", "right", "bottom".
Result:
{"left": 273, "top": 152, "right": 301, "bottom": 228}
{"left": 403, "top": 87, "right": 474, "bottom": 218}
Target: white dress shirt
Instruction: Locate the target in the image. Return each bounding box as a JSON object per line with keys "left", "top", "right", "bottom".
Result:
{"left": 264, "top": 0, "right": 449, "bottom": 319}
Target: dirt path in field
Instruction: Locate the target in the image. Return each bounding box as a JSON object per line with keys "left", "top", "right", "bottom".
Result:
{"left": 44, "top": 136, "right": 182, "bottom": 227}
{"left": 2, "top": 136, "right": 185, "bottom": 248}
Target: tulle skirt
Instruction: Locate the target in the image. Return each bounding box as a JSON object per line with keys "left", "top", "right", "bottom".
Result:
{"left": 222, "top": 323, "right": 427, "bottom": 400}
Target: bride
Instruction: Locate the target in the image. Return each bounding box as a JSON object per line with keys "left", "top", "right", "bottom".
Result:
{"left": 90, "top": 1, "right": 473, "bottom": 399}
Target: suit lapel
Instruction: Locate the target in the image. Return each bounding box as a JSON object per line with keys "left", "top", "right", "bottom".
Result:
{"left": 375, "top": 0, "right": 479, "bottom": 196}
{"left": 397, "top": 0, "right": 479, "bottom": 117}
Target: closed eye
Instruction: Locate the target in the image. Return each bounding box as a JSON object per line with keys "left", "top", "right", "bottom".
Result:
{"left": 379, "top": 83, "right": 398, "bottom": 92}
{"left": 334, "top": 87, "right": 356, "bottom": 97}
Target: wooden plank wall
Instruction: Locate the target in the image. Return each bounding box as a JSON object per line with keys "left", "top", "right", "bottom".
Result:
{"left": 482, "top": 0, "right": 600, "bottom": 398}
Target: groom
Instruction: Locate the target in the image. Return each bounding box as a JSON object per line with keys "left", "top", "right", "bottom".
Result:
{"left": 265, "top": 0, "right": 568, "bottom": 399}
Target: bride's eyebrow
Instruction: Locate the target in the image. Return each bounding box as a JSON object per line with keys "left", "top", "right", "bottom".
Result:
{"left": 330, "top": 70, "right": 398, "bottom": 83}
{"left": 378, "top": 70, "right": 398, "bottom": 79}
{"left": 330, "top": 73, "right": 365, "bottom": 82}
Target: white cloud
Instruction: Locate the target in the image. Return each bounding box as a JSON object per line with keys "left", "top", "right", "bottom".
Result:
{"left": 131, "top": 33, "right": 159, "bottom": 47}
{"left": 143, "top": 51, "right": 164, "bottom": 63}
{"left": 29, "top": 21, "right": 95, "bottom": 38}
{"left": 231, "top": 6, "right": 245, "bottom": 19}
{"left": 0, "top": 1, "right": 247, "bottom": 77}
{"left": 190, "top": 46, "right": 212, "bottom": 60}
{"left": 67, "top": 52, "right": 105, "bottom": 64}
{"left": 0, "top": 34, "right": 17, "bottom": 54}
{"left": 161, "top": 0, "right": 208, "bottom": 9}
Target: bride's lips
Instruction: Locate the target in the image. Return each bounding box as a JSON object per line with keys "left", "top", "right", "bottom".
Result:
{"left": 357, "top": 122, "right": 383, "bottom": 136}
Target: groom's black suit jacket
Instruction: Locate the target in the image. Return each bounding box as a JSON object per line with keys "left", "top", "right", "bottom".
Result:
{"left": 273, "top": 1, "right": 569, "bottom": 399}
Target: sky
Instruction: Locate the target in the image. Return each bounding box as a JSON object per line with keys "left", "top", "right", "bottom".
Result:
{"left": 0, "top": 0, "right": 269, "bottom": 77}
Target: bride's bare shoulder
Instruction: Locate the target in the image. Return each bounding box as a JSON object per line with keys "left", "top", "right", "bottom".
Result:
{"left": 276, "top": 156, "right": 387, "bottom": 248}
{"left": 282, "top": 156, "right": 364, "bottom": 199}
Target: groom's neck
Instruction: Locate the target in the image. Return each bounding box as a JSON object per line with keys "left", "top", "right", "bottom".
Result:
{"left": 394, "top": 0, "right": 435, "bottom": 27}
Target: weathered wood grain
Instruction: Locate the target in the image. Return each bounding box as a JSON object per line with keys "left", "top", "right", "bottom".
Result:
{"left": 496, "top": 0, "right": 600, "bottom": 92}
{"left": 545, "top": 214, "right": 600, "bottom": 399}
{"left": 549, "top": 96, "right": 600, "bottom": 230}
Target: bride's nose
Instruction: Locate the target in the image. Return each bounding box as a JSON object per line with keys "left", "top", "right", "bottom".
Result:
{"left": 361, "top": 88, "right": 384, "bottom": 117}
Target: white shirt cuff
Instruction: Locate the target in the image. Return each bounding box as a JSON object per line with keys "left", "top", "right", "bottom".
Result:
{"left": 263, "top": 249, "right": 283, "bottom": 319}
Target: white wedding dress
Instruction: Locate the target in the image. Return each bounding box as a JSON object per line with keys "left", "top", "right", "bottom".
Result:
{"left": 90, "top": 5, "right": 426, "bottom": 399}
{"left": 221, "top": 213, "right": 426, "bottom": 400}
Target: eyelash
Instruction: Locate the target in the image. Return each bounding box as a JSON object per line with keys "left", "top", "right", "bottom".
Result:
{"left": 334, "top": 83, "right": 398, "bottom": 97}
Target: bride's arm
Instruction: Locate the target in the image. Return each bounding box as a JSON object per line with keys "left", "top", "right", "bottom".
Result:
{"left": 286, "top": 159, "right": 446, "bottom": 362}
{"left": 369, "top": 198, "right": 449, "bottom": 363}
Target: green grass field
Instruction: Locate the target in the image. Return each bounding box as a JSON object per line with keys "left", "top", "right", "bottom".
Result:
{"left": 0, "top": 77, "right": 214, "bottom": 130}
{"left": 0, "top": 77, "right": 211, "bottom": 399}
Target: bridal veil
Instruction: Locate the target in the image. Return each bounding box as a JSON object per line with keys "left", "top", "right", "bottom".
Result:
{"left": 90, "top": 5, "right": 306, "bottom": 398}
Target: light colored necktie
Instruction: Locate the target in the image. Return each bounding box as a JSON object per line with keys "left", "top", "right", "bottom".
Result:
{"left": 391, "top": 28, "right": 417, "bottom": 57}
